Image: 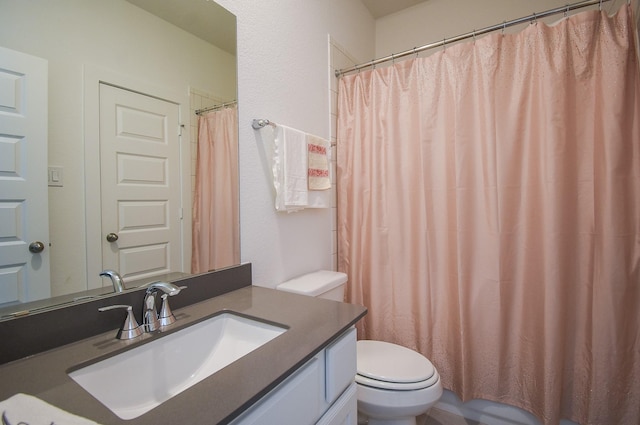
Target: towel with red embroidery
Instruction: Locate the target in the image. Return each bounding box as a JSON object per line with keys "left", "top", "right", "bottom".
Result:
{"left": 307, "top": 134, "right": 331, "bottom": 190}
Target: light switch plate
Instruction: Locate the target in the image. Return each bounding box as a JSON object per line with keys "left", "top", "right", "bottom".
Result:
{"left": 48, "top": 166, "right": 63, "bottom": 187}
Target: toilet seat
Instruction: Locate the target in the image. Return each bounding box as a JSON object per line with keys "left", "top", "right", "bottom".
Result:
{"left": 356, "top": 340, "right": 439, "bottom": 391}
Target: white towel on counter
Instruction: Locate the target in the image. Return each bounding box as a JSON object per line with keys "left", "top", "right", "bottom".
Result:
{"left": 0, "top": 393, "right": 101, "bottom": 425}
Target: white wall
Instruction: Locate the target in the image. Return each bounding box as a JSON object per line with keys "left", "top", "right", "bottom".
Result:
{"left": 0, "top": 0, "right": 236, "bottom": 296}
{"left": 0, "top": 0, "right": 374, "bottom": 296}
{"left": 215, "top": 0, "right": 375, "bottom": 287}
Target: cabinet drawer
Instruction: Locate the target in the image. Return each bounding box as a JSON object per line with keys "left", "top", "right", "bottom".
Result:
{"left": 325, "top": 327, "right": 357, "bottom": 403}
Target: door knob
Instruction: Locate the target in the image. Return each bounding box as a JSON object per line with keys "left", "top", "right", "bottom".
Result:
{"left": 28, "top": 241, "right": 45, "bottom": 253}
{"left": 106, "top": 233, "right": 119, "bottom": 243}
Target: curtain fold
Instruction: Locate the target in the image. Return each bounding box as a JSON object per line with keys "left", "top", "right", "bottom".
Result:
{"left": 337, "top": 6, "right": 640, "bottom": 425}
{"left": 191, "top": 106, "right": 239, "bottom": 273}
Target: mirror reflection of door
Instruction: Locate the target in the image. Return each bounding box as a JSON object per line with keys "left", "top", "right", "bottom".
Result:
{"left": 0, "top": 46, "right": 51, "bottom": 304}
{"left": 99, "top": 83, "right": 182, "bottom": 281}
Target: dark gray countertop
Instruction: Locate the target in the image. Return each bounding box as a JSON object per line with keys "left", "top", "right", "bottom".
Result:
{"left": 0, "top": 286, "right": 367, "bottom": 425}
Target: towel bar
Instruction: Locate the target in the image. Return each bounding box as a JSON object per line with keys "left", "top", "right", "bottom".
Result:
{"left": 252, "top": 119, "right": 337, "bottom": 146}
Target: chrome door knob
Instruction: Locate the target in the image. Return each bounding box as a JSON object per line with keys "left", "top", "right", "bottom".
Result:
{"left": 106, "top": 233, "right": 119, "bottom": 243}
{"left": 28, "top": 241, "right": 45, "bottom": 253}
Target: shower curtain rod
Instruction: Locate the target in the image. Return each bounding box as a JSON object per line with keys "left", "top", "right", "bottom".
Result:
{"left": 335, "top": 0, "right": 617, "bottom": 77}
{"left": 195, "top": 100, "right": 237, "bottom": 115}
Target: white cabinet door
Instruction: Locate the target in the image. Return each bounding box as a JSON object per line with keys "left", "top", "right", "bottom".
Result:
{"left": 230, "top": 327, "right": 358, "bottom": 425}
{"left": 0, "top": 46, "right": 50, "bottom": 304}
{"left": 325, "top": 327, "right": 357, "bottom": 403}
{"left": 230, "top": 356, "right": 323, "bottom": 425}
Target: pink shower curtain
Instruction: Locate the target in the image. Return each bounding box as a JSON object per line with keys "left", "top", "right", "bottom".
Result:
{"left": 337, "top": 6, "right": 640, "bottom": 425}
{"left": 191, "top": 106, "right": 239, "bottom": 273}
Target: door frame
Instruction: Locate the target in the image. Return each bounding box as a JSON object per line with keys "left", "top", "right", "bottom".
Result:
{"left": 83, "top": 65, "right": 191, "bottom": 290}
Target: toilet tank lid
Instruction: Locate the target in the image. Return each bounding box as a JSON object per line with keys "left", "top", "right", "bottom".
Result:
{"left": 276, "top": 270, "right": 347, "bottom": 296}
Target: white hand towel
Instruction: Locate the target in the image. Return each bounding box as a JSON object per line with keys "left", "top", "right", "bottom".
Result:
{"left": 0, "top": 393, "right": 101, "bottom": 425}
{"left": 273, "top": 125, "right": 308, "bottom": 212}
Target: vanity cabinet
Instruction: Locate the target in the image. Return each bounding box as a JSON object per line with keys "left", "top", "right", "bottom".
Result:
{"left": 0, "top": 284, "right": 367, "bottom": 425}
{"left": 230, "top": 327, "right": 357, "bottom": 425}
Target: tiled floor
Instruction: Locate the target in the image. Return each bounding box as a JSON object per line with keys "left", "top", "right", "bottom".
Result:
{"left": 359, "top": 408, "right": 485, "bottom": 425}
{"left": 419, "top": 408, "right": 486, "bottom": 425}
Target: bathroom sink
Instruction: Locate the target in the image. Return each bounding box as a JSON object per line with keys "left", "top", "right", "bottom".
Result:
{"left": 68, "top": 312, "right": 287, "bottom": 420}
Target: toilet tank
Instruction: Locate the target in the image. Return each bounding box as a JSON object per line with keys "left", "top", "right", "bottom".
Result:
{"left": 276, "top": 270, "right": 347, "bottom": 302}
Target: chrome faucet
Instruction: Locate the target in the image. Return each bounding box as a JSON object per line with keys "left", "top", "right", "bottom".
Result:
{"left": 142, "top": 281, "right": 185, "bottom": 332}
{"left": 99, "top": 269, "right": 126, "bottom": 293}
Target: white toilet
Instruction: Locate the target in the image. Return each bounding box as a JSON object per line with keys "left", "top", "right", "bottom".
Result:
{"left": 277, "top": 270, "right": 443, "bottom": 425}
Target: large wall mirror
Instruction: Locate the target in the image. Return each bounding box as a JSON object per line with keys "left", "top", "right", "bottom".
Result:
{"left": 0, "top": 0, "right": 239, "bottom": 318}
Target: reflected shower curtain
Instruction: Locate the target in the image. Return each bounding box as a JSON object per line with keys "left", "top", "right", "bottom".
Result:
{"left": 337, "top": 6, "right": 640, "bottom": 425}
{"left": 191, "top": 106, "right": 239, "bottom": 273}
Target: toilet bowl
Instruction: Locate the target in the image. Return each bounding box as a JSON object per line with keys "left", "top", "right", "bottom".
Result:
{"left": 356, "top": 340, "right": 442, "bottom": 425}
{"left": 277, "top": 270, "right": 443, "bottom": 425}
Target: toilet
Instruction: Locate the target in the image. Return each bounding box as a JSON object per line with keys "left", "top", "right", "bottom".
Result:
{"left": 277, "top": 270, "right": 443, "bottom": 425}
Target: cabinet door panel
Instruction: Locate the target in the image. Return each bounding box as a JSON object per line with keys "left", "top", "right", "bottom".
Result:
{"left": 325, "top": 327, "right": 357, "bottom": 403}
{"left": 231, "top": 357, "right": 322, "bottom": 425}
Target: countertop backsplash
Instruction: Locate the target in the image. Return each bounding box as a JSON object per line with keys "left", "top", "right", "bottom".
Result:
{"left": 0, "top": 264, "right": 252, "bottom": 365}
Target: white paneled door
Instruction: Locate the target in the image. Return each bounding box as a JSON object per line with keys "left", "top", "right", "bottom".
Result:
{"left": 99, "top": 84, "right": 182, "bottom": 281}
{"left": 0, "top": 46, "right": 50, "bottom": 304}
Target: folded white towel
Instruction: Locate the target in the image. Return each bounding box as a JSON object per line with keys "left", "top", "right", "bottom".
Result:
{"left": 0, "top": 393, "right": 101, "bottom": 425}
{"left": 273, "top": 125, "right": 308, "bottom": 212}
{"left": 263, "top": 124, "right": 332, "bottom": 211}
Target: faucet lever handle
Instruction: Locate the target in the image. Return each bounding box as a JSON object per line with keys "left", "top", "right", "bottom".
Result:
{"left": 158, "top": 285, "right": 187, "bottom": 326}
{"left": 98, "top": 305, "right": 143, "bottom": 340}
{"left": 159, "top": 294, "right": 176, "bottom": 326}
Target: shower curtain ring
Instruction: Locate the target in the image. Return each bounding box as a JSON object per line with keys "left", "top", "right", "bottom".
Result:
{"left": 531, "top": 13, "right": 537, "bottom": 25}
{"left": 391, "top": 53, "right": 395, "bottom": 64}
{"left": 599, "top": 0, "right": 603, "bottom": 10}
{"left": 473, "top": 29, "right": 477, "bottom": 43}
{"left": 443, "top": 37, "right": 446, "bottom": 51}
{"left": 413, "top": 47, "right": 418, "bottom": 58}
{"left": 502, "top": 21, "right": 506, "bottom": 34}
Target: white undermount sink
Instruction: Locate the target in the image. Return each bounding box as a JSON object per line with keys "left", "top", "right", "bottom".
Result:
{"left": 68, "top": 312, "right": 287, "bottom": 420}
